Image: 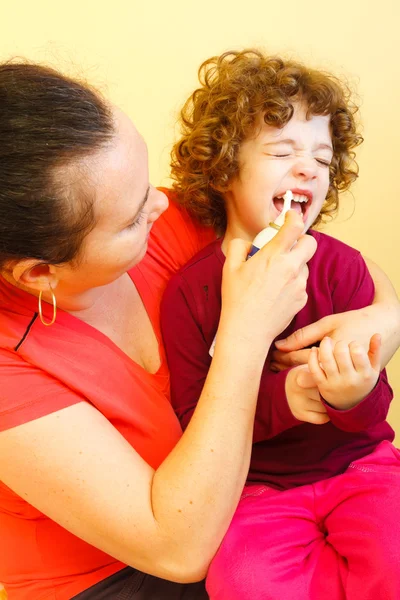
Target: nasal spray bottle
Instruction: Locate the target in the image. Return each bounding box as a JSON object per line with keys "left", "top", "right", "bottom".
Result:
{"left": 209, "top": 190, "right": 294, "bottom": 357}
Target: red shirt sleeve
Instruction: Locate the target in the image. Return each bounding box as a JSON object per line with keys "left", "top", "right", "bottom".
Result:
{"left": 323, "top": 370, "right": 393, "bottom": 432}
{"left": 253, "top": 367, "right": 302, "bottom": 442}
{"left": 0, "top": 349, "right": 85, "bottom": 432}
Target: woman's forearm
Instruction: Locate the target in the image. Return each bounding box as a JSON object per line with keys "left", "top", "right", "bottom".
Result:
{"left": 365, "top": 257, "right": 400, "bottom": 366}
{"left": 152, "top": 330, "right": 268, "bottom": 580}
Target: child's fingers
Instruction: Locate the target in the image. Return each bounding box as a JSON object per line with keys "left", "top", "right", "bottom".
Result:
{"left": 368, "top": 333, "right": 382, "bottom": 372}
{"left": 303, "top": 411, "right": 330, "bottom": 425}
{"left": 348, "top": 341, "right": 370, "bottom": 373}
{"left": 296, "top": 366, "right": 317, "bottom": 389}
{"left": 305, "top": 387, "right": 322, "bottom": 402}
{"left": 306, "top": 398, "right": 328, "bottom": 413}
{"left": 332, "top": 340, "right": 354, "bottom": 375}
{"left": 317, "top": 337, "right": 338, "bottom": 377}
{"left": 308, "top": 346, "right": 327, "bottom": 384}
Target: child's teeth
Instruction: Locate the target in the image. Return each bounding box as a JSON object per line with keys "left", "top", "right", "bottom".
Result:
{"left": 292, "top": 194, "right": 308, "bottom": 203}
{"left": 275, "top": 192, "right": 308, "bottom": 203}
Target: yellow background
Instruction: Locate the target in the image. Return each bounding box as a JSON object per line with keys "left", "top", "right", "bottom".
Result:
{"left": 0, "top": 0, "right": 399, "bottom": 437}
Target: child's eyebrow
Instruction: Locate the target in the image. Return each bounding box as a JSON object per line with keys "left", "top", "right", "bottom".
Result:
{"left": 263, "top": 139, "right": 333, "bottom": 152}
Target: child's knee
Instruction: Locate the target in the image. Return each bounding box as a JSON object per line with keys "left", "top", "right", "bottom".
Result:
{"left": 206, "top": 532, "right": 270, "bottom": 600}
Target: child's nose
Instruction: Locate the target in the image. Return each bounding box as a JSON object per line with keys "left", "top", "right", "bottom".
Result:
{"left": 292, "top": 156, "right": 318, "bottom": 180}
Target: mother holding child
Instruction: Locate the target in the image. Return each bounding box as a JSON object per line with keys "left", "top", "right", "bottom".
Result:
{"left": 0, "top": 49, "right": 399, "bottom": 599}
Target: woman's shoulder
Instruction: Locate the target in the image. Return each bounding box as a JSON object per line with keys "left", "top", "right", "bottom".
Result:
{"left": 0, "top": 347, "right": 83, "bottom": 433}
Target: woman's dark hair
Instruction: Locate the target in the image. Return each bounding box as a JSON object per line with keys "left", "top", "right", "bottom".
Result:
{"left": 0, "top": 61, "right": 115, "bottom": 269}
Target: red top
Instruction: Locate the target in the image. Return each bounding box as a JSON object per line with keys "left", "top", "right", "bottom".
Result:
{"left": 161, "top": 231, "right": 394, "bottom": 491}
{"left": 0, "top": 192, "right": 214, "bottom": 600}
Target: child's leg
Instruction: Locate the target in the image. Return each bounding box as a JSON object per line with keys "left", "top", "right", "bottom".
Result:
{"left": 206, "top": 441, "right": 400, "bottom": 600}
{"left": 206, "top": 483, "right": 346, "bottom": 600}
{"left": 311, "top": 440, "right": 400, "bottom": 600}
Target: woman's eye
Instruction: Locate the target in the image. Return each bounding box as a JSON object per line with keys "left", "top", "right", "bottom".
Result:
{"left": 127, "top": 211, "right": 146, "bottom": 229}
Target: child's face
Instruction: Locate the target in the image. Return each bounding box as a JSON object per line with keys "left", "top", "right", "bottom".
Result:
{"left": 224, "top": 103, "right": 333, "bottom": 239}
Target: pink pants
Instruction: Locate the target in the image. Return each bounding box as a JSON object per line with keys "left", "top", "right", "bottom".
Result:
{"left": 207, "top": 441, "right": 400, "bottom": 600}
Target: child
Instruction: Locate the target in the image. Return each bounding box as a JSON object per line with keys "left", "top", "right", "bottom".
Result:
{"left": 161, "top": 50, "right": 400, "bottom": 599}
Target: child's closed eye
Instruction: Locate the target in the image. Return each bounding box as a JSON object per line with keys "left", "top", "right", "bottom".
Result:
{"left": 267, "top": 153, "right": 292, "bottom": 158}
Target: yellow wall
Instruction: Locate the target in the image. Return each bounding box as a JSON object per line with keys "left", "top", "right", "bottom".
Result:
{"left": 0, "top": 0, "right": 399, "bottom": 434}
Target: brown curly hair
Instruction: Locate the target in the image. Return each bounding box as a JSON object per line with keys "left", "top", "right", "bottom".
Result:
{"left": 171, "top": 49, "right": 363, "bottom": 232}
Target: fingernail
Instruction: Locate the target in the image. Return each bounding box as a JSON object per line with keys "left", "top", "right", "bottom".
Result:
{"left": 275, "top": 339, "right": 286, "bottom": 347}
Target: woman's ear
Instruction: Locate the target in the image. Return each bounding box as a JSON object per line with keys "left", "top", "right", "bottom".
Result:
{"left": 6, "top": 259, "right": 59, "bottom": 292}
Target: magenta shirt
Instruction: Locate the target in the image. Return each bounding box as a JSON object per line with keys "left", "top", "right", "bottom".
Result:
{"left": 161, "top": 230, "right": 394, "bottom": 490}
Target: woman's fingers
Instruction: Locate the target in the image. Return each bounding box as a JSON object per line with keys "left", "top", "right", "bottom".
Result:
{"left": 221, "top": 210, "right": 317, "bottom": 347}
{"left": 260, "top": 209, "right": 304, "bottom": 253}
{"left": 258, "top": 210, "right": 317, "bottom": 265}
{"left": 275, "top": 315, "right": 333, "bottom": 351}
{"left": 224, "top": 238, "right": 252, "bottom": 270}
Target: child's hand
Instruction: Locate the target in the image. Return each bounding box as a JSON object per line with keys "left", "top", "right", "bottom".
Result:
{"left": 285, "top": 365, "right": 330, "bottom": 425}
{"left": 308, "top": 334, "right": 381, "bottom": 410}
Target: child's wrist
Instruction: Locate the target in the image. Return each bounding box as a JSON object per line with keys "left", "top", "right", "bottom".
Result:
{"left": 322, "top": 392, "right": 368, "bottom": 411}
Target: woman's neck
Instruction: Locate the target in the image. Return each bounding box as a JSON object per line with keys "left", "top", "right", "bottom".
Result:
{"left": 1, "top": 270, "right": 123, "bottom": 315}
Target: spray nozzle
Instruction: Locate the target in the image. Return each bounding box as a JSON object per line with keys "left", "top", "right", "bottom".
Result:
{"left": 274, "top": 190, "right": 294, "bottom": 227}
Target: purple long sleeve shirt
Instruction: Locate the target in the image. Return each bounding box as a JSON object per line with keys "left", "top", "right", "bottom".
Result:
{"left": 161, "top": 230, "right": 394, "bottom": 490}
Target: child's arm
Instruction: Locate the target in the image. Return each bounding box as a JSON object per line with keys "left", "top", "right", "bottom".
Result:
{"left": 305, "top": 334, "right": 393, "bottom": 432}
{"left": 161, "top": 273, "right": 210, "bottom": 432}
{"left": 251, "top": 366, "right": 329, "bottom": 443}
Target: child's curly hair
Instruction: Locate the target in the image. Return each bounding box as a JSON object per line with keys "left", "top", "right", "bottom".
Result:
{"left": 171, "top": 49, "right": 363, "bottom": 232}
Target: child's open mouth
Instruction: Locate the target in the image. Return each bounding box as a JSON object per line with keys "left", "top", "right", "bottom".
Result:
{"left": 273, "top": 192, "right": 312, "bottom": 222}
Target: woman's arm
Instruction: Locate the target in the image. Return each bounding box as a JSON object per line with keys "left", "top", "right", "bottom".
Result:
{"left": 0, "top": 213, "right": 315, "bottom": 583}
{"left": 271, "top": 257, "right": 400, "bottom": 371}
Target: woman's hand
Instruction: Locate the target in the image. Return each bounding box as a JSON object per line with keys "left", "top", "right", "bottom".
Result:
{"left": 218, "top": 210, "right": 317, "bottom": 357}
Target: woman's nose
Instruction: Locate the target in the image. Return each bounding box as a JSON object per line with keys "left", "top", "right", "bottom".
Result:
{"left": 147, "top": 187, "right": 169, "bottom": 224}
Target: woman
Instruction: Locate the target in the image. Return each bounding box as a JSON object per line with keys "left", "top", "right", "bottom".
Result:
{"left": 0, "top": 62, "right": 398, "bottom": 600}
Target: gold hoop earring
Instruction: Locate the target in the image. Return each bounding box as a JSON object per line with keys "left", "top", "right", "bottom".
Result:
{"left": 38, "top": 286, "right": 57, "bottom": 326}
